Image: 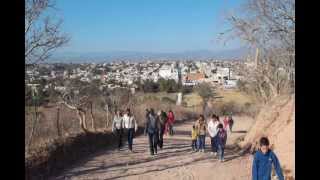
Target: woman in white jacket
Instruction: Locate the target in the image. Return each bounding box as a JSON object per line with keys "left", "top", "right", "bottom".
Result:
{"left": 122, "top": 108, "right": 138, "bottom": 152}
{"left": 207, "top": 114, "right": 220, "bottom": 156}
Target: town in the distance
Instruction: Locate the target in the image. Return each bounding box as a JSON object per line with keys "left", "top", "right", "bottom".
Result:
{"left": 26, "top": 57, "right": 258, "bottom": 94}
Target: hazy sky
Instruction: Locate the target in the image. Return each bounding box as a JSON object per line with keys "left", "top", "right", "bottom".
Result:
{"left": 55, "top": 0, "right": 244, "bottom": 53}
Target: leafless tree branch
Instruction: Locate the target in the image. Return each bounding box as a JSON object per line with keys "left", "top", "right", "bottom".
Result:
{"left": 25, "top": 0, "right": 69, "bottom": 64}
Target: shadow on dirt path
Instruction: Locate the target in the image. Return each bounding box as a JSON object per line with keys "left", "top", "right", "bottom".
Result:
{"left": 51, "top": 117, "right": 254, "bottom": 180}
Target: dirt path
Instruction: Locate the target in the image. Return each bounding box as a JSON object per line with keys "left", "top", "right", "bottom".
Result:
{"left": 52, "top": 116, "right": 254, "bottom": 180}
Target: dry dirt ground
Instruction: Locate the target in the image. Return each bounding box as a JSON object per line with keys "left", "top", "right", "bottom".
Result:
{"left": 52, "top": 116, "right": 254, "bottom": 180}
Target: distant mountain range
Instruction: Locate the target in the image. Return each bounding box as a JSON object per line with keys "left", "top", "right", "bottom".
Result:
{"left": 49, "top": 47, "right": 250, "bottom": 63}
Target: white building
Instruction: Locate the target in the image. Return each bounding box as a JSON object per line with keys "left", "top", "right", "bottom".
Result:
{"left": 158, "top": 65, "right": 179, "bottom": 82}
{"left": 224, "top": 79, "right": 238, "bottom": 89}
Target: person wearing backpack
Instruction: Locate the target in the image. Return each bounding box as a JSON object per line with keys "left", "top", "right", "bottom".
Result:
{"left": 144, "top": 108, "right": 161, "bottom": 156}
{"left": 157, "top": 110, "right": 167, "bottom": 149}
{"left": 112, "top": 110, "right": 124, "bottom": 150}
{"left": 216, "top": 123, "right": 227, "bottom": 162}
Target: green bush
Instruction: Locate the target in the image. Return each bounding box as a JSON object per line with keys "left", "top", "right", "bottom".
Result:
{"left": 143, "top": 80, "right": 159, "bottom": 93}
{"left": 158, "top": 78, "right": 179, "bottom": 93}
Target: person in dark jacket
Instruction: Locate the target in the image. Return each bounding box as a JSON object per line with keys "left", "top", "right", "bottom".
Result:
{"left": 144, "top": 108, "right": 161, "bottom": 156}
{"left": 145, "top": 109, "right": 150, "bottom": 120}
{"left": 252, "top": 137, "right": 284, "bottom": 180}
{"left": 157, "top": 110, "right": 167, "bottom": 149}
{"left": 216, "top": 123, "right": 227, "bottom": 162}
{"left": 228, "top": 114, "right": 234, "bottom": 133}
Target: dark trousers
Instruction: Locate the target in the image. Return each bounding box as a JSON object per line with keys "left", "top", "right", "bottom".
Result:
{"left": 229, "top": 123, "right": 233, "bottom": 132}
{"left": 197, "top": 135, "right": 205, "bottom": 150}
{"left": 218, "top": 144, "right": 225, "bottom": 160}
{"left": 115, "top": 129, "right": 123, "bottom": 149}
{"left": 148, "top": 131, "right": 158, "bottom": 155}
{"left": 127, "top": 128, "right": 134, "bottom": 150}
{"left": 211, "top": 136, "right": 218, "bottom": 153}
{"left": 169, "top": 124, "right": 174, "bottom": 136}
{"left": 158, "top": 126, "right": 165, "bottom": 149}
{"left": 191, "top": 139, "right": 197, "bottom": 151}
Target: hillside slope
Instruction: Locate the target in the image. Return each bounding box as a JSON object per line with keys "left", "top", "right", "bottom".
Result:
{"left": 240, "top": 95, "right": 295, "bottom": 179}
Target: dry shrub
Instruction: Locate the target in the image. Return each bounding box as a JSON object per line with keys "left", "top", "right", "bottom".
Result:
{"left": 131, "top": 95, "right": 200, "bottom": 125}
{"left": 207, "top": 100, "right": 260, "bottom": 118}
{"left": 26, "top": 131, "right": 117, "bottom": 180}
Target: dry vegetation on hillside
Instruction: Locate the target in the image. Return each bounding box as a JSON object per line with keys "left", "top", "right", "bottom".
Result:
{"left": 238, "top": 95, "right": 295, "bottom": 179}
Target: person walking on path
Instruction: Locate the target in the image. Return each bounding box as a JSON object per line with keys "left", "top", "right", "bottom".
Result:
{"left": 223, "top": 115, "right": 229, "bottom": 131}
{"left": 191, "top": 124, "right": 198, "bottom": 152}
{"left": 252, "top": 137, "right": 284, "bottom": 180}
{"left": 144, "top": 108, "right": 161, "bottom": 156}
{"left": 123, "top": 108, "right": 138, "bottom": 152}
{"left": 208, "top": 114, "right": 220, "bottom": 156}
{"left": 216, "top": 123, "right": 227, "bottom": 162}
{"left": 112, "top": 110, "right": 124, "bottom": 150}
{"left": 165, "top": 110, "right": 175, "bottom": 136}
{"left": 157, "top": 110, "right": 167, "bottom": 149}
{"left": 145, "top": 109, "right": 150, "bottom": 121}
{"left": 195, "top": 115, "right": 206, "bottom": 153}
{"left": 228, "top": 114, "right": 234, "bottom": 133}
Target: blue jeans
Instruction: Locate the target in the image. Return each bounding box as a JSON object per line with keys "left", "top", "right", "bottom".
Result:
{"left": 191, "top": 139, "right": 197, "bottom": 151}
{"left": 211, "top": 136, "right": 218, "bottom": 153}
{"left": 197, "top": 135, "right": 205, "bottom": 150}
{"left": 218, "top": 144, "right": 225, "bottom": 160}
{"left": 148, "top": 131, "right": 159, "bottom": 154}
{"left": 127, "top": 128, "right": 134, "bottom": 150}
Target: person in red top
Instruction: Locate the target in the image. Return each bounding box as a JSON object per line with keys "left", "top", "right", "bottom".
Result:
{"left": 223, "top": 116, "right": 229, "bottom": 130}
{"left": 165, "top": 110, "right": 175, "bottom": 136}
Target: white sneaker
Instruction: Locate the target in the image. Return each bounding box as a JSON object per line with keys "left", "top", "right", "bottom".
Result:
{"left": 214, "top": 152, "right": 217, "bottom": 156}
{"left": 210, "top": 152, "right": 214, "bottom": 155}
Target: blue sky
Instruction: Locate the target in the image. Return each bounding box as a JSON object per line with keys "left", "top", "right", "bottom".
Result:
{"left": 55, "top": 0, "right": 244, "bottom": 53}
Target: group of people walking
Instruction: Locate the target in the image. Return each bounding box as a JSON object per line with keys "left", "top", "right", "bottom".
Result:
{"left": 112, "top": 108, "right": 175, "bottom": 155}
{"left": 191, "top": 114, "right": 230, "bottom": 162}
{"left": 111, "top": 108, "right": 138, "bottom": 152}
{"left": 112, "top": 109, "right": 285, "bottom": 180}
{"left": 144, "top": 109, "right": 175, "bottom": 155}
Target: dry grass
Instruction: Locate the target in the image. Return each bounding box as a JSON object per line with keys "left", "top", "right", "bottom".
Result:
{"left": 214, "top": 89, "right": 257, "bottom": 105}
{"left": 183, "top": 92, "right": 203, "bottom": 107}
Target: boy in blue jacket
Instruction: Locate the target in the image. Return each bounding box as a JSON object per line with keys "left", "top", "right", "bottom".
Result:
{"left": 252, "top": 137, "right": 284, "bottom": 180}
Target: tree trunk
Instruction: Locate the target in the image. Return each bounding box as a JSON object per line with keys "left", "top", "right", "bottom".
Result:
{"left": 82, "top": 110, "right": 87, "bottom": 130}
{"left": 263, "top": 74, "right": 278, "bottom": 97}
{"left": 77, "top": 109, "right": 88, "bottom": 133}
{"left": 27, "top": 104, "right": 38, "bottom": 151}
{"left": 255, "top": 47, "right": 259, "bottom": 69}
{"left": 56, "top": 106, "right": 62, "bottom": 137}
{"left": 258, "top": 82, "right": 268, "bottom": 103}
{"left": 90, "top": 102, "right": 96, "bottom": 131}
{"left": 106, "top": 105, "right": 109, "bottom": 128}
{"left": 202, "top": 99, "right": 207, "bottom": 116}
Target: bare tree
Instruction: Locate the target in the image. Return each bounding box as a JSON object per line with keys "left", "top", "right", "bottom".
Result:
{"left": 58, "top": 91, "right": 90, "bottom": 133}
{"left": 25, "top": 0, "right": 69, "bottom": 64}
{"left": 196, "top": 83, "right": 216, "bottom": 116}
{"left": 221, "top": 0, "right": 295, "bottom": 102}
